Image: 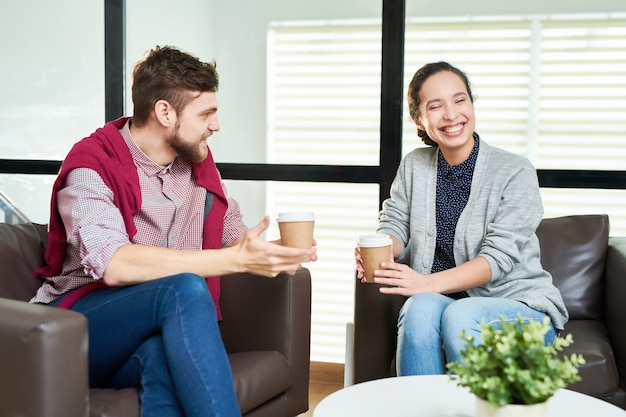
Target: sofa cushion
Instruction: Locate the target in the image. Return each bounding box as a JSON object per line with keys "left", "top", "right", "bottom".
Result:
{"left": 561, "top": 319, "right": 619, "bottom": 398}
{"left": 87, "top": 351, "right": 292, "bottom": 417}
{"left": 0, "top": 222, "right": 48, "bottom": 302}
{"left": 90, "top": 388, "right": 139, "bottom": 417}
{"left": 536, "top": 214, "right": 609, "bottom": 320}
{"left": 229, "top": 350, "right": 292, "bottom": 414}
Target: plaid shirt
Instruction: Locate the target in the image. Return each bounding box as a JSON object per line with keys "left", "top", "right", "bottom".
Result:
{"left": 31, "top": 121, "right": 248, "bottom": 304}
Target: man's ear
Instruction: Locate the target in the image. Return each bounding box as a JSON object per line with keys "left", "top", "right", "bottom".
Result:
{"left": 154, "top": 100, "right": 176, "bottom": 127}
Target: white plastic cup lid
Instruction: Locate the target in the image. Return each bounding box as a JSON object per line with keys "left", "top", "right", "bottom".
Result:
{"left": 357, "top": 233, "right": 392, "bottom": 247}
{"left": 276, "top": 211, "right": 316, "bottom": 222}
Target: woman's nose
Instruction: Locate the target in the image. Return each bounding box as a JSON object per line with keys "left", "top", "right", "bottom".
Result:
{"left": 443, "top": 105, "right": 457, "bottom": 121}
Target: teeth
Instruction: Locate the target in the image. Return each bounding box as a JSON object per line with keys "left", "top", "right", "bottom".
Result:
{"left": 444, "top": 125, "right": 462, "bottom": 133}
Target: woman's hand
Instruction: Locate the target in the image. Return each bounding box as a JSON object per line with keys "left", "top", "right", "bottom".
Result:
{"left": 373, "top": 257, "right": 492, "bottom": 297}
{"left": 354, "top": 247, "right": 365, "bottom": 280}
{"left": 372, "top": 260, "right": 432, "bottom": 297}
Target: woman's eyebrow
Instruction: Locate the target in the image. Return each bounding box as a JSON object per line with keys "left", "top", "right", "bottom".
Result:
{"left": 425, "top": 98, "right": 442, "bottom": 107}
{"left": 425, "top": 92, "right": 468, "bottom": 106}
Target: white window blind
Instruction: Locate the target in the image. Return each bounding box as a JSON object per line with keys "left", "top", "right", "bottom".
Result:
{"left": 267, "top": 21, "right": 382, "bottom": 166}
{"left": 537, "top": 18, "right": 626, "bottom": 169}
{"left": 267, "top": 21, "right": 383, "bottom": 363}
{"left": 267, "top": 14, "right": 626, "bottom": 364}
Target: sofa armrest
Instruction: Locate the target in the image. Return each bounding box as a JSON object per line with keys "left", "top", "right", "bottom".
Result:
{"left": 606, "top": 236, "right": 626, "bottom": 391}
{"left": 353, "top": 278, "right": 406, "bottom": 384}
{"left": 0, "top": 298, "right": 89, "bottom": 417}
{"left": 218, "top": 268, "right": 311, "bottom": 416}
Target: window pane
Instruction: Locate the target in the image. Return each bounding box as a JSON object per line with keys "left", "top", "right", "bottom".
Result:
{"left": 225, "top": 180, "right": 381, "bottom": 363}
{"left": 209, "top": 1, "right": 383, "bottom": 165}
{"left": 0, "top": 175, "right": 55, "bottom": 224}
{"left": 537, "top": 18, "right": 626, "bottom": 169}
{"left": 402, "top": 13, "right": 626, "bottom": 240}
{"left": 0, "top": 1, "right": 104, "bottom": 222}
{"left": 402, "top": 14, "right": 626, "bottom": 169}
{"left": 541, "top": 188, "right": 626, "bottom": 236}
{"left": 124, "top": 0, "right": 217, "bottom": 115}
{"left": 267, "top": 22, "right": 382, "bottom": 165}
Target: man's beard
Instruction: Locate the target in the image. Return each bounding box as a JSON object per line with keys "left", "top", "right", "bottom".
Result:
{"left": 168, "top": 121, "right": 208, "bottom": 163}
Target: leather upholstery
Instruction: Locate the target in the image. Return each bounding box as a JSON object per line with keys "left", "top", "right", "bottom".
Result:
{"left": 606, "top": 237, "right": 626, "bottom": 403}
{"left": 0, "top": 222, "right": 311, "bottom": 417}
{"left": 0, "top": 297, "right": 89, "bottom": 417}
{"left": 536, "top": 214, "right": 608, "bottom": 320}
{"left": 353, "top": 214, "right": 626, "bottom": 410}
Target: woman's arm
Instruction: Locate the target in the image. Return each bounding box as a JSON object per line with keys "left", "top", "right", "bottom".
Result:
{"left": 373, "top": 256, "right": 491, "bottom": 296}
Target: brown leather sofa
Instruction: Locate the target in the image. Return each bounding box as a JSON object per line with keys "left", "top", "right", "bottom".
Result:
{"left": 353, "top": 214, "right": 626, "bottom": 409}
{"left": 0, "top": 222, "right": 312, "bottom": 417}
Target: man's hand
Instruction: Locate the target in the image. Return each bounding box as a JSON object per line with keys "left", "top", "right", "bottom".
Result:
{"left": 234, "top": 216, "right": 317, "bottom": 277}
{"left": 104, "top": 216, "right": 318, "bottom": 285}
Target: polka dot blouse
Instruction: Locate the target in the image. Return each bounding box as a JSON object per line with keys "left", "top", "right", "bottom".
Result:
{"left": 432, "top": 134, "right": 479, "bottom": 299}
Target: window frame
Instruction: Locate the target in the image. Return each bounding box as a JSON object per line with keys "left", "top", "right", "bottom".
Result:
{"left": 2, "top": 0, "right": 625, "bottom": 192}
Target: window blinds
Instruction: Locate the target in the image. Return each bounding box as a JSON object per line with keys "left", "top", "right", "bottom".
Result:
{"left": 268, "top": 14, "right": 626, "bottom": 363}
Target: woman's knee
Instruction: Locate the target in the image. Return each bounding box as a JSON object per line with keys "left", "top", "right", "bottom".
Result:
{"left": 400, "top": 292, "right": 448, "bottom": 320}
{"left": 398, "top": 293, "right": 453, "bottom": 335}
{"left": 441, "top": 298, "right": 483, "bottom": 331}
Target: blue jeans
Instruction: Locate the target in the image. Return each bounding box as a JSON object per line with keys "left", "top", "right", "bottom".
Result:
{"left": 51, "top": 273, "right": 241, "bottom": 417}
{"left": 395, "top": 293, "right": 557, "bottom": 376}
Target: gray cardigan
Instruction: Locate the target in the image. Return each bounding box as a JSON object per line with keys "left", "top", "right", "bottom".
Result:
{"left": 378, "top": 139, "right": 568, "bottom": 331}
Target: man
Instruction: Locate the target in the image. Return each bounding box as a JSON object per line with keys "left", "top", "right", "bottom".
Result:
{"left": 30, "top": 45, "right": 316, "bottom": 417}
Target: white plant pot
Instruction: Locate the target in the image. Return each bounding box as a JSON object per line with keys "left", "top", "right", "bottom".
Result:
{"left": 475, "top": 397, "right": 549, "bottom": 417}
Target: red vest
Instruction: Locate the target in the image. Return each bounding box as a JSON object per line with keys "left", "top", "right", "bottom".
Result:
{"left": 35, "top": 117, "right": 227, "bottom": 318}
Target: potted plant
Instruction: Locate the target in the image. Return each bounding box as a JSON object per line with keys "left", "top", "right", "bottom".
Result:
{"left": 447, "top": 316, "right": 585, "bottom": 417}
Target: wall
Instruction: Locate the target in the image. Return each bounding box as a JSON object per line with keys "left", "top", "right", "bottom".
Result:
{"left": 125, "top": 0, "right": 216, "bottom": 114}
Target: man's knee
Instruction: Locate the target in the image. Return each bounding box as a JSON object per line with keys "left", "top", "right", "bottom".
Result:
{"left": 161, "top": 273, "right": 214, "bottom": 310}
{"left": 162, "top": 273, "right": 207, "bottom": 294}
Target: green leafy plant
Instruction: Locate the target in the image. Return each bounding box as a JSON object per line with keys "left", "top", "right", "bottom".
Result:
{"left": 447, "top": 316, "right": 585, "bottom": 408}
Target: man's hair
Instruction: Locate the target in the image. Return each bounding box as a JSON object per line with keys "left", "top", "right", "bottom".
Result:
{"left": 131, "top": 45, "right": 219, "bottom": 127}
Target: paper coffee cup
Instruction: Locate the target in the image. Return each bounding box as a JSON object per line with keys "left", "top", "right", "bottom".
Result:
{"left": 358, "top": 234, "right": 392, "bottom": 283}
{"left": 277, "top": 212, "right": 316, "bottom": 262}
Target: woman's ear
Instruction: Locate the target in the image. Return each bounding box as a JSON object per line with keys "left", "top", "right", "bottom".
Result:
{"left": 154, "top": 100, "right": 176, "bottom": 127}
{"left": 413, "top": 116, "right": 424, "bottom": 131}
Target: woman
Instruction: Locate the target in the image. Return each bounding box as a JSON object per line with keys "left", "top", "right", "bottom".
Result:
{"left": 355, "top": 62, "right": 567, "bottom": 375}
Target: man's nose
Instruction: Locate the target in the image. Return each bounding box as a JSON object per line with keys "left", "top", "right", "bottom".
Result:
{"left": 210, "top": 116, "right": 220, "bottom": 132}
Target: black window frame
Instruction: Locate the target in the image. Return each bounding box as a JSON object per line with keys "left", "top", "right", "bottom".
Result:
{"left": 1, "top": 0, "right": 625, "bottom": 212}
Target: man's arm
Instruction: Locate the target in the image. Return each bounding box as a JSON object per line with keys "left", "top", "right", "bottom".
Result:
{"left": 103, "top": 216, "right": 315, "bottom": 285}
{"left": 59, "top": 168, "right": 314, "bottom": 287}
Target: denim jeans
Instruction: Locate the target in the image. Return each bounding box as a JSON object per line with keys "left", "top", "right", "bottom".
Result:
{"left": 395, "top": 293, "right": 557, "bottom": 376}
{"left": 51, "top": 273, "right": 241, "bottom": 417}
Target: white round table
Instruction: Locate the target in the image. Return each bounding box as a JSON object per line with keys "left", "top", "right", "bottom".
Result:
{"left": 313, "top": 375, "right": 626, "bottom": 417}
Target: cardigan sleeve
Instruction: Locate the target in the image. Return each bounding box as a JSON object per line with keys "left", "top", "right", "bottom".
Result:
{"left": 473, "top": 157, "right": 544, "bottom": 281}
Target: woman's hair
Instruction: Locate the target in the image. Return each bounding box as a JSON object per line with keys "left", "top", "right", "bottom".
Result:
{"left": 131, "top": 45, "right": 219, "bottom": 128}
{"left": 407, "top": 62, "right": 475, "bottom": 146}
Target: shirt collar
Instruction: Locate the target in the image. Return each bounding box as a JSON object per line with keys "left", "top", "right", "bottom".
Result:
{"left": 437, "top": 133, "right": 480, "bottom": 178}
{"left": 119, "top": 119, "right": 175, "bottom": 177}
